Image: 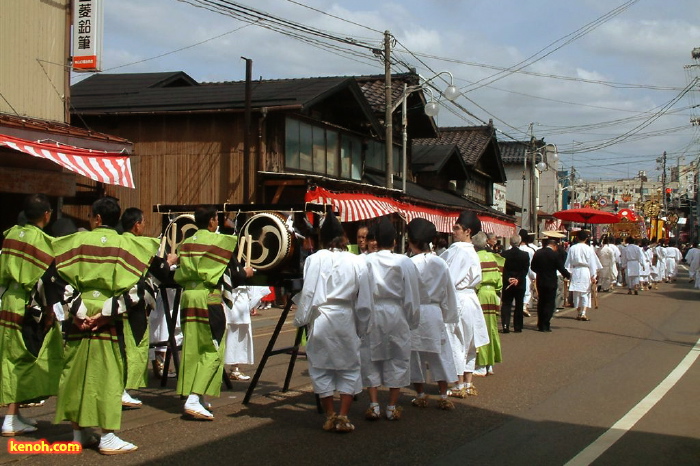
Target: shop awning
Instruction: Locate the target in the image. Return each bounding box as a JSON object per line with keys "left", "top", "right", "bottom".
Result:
{"left": 305, "top": 186, "right": 516, "bottom": 236}
{"left": 0, "top": 134, "right": 134, "bottom": 188}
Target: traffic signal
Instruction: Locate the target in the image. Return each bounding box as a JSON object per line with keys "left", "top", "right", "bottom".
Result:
{"left": 665, "top": 187, "right": 672, "bottom": 204}
{"left": 613, "top": 200, "right": 619, "bottom": 212}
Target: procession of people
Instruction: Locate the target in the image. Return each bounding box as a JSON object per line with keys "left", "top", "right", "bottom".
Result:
{"left": 1, "top": 194, "right": 698, "bottom": 449}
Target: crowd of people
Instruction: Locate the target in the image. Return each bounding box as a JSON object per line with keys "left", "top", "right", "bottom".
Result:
{"left": 1, "top": 193, "right": 698, "bottom": 448}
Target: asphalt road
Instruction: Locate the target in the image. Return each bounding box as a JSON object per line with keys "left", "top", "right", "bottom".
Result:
{"left": 2, "top": 267, "right": 699, "bottom": 465}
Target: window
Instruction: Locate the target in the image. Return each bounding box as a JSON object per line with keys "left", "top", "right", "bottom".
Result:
{"left": 286, "top": 117, "right": 361, "bottom": 180}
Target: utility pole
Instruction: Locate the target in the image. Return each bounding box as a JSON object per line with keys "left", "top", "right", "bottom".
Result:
{"left": 660, "top": 151, "right": 667, "bottom": 214}
{"left": 384, "top": 30, "right": 393, "bottom": 189}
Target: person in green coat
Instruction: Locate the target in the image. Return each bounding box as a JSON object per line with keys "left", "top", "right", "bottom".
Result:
{"left": 119, "top": 207, "right": 177, "bottom": 408}
{"left": 175, "top": 205, "right": 253, "bottom": 420}
{"left": 53, "top": 197, "right": 159, "bottom": 455}
{"left": 472, "top": 232, "right": 503, "bottom": 377}
{"left": 0, "top": 194, "right": 62, "bottom": 437}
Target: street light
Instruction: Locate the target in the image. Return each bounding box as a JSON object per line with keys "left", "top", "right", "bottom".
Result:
{"left": 392, "top": 71, "right": 460, "bottom": 192}
{"left": 528, "top": 143, "right": 559, "bottom": 235}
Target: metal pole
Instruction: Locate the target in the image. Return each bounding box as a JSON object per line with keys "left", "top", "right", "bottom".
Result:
{"left": 401, "top": 83, "right": 408, "bottom": 193}
{"left": 384, "top": 31, "right": 393, "bottom": 189}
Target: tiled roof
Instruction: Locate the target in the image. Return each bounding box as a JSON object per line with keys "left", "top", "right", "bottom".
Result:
{"left": 71, "top": 72, "right": 356, "bottom": 114}
{"left": 499, "top": 140, "right": 530, "bottom": 164}
{"left": 411, "top": 143, "right": 468, "bottom": 176}
{"left": 414, "top": 126, "right": 494, "bottom": 166}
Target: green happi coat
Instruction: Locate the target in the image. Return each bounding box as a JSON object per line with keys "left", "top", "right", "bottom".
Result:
{"left": 122, "top": 232, "right": 158, "bottom": 391}
{"left": 0, "top": 224, "right": 63, "bottom": 404}
{"left": 175, "top": 229, "right": 237, "bottom": 398}
{"left": 53, "top": 227, "right": 158, "bottom": 430}
{"left": 476, "top": 250, "right": 504, "bottom": 366}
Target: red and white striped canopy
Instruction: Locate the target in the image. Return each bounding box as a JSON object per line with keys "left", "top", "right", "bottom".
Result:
{"left": 305, "top": 186, "right": 515, "bottom": 236}
{"left": 0, "top": 134, "right": 134, "bottom": 188}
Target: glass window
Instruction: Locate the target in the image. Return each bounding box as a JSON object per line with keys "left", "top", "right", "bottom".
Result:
{"left": 299, "top": 122, "right": 313, "bottom": 172}
{"left": 285, "top": 118, "right": 300, "bottom": 169}
{"left": 366, "top": 140, "right": 383, "bottom": 170}
{"left": 326, "top": 130, "right": 338, "bottom": 177}
{"left": 312, "top": 126, "right": 326, "bottom": 173}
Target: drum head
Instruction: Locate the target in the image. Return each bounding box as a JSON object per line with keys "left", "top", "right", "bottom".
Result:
{"left": 163, "top": 214, "right": 197, "bottom": 253}
{"left": 240, "top": 212, "right": 293, "bottom": 271}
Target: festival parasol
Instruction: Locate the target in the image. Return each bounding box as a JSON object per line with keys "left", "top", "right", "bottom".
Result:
{"left": 553, "top": 207, "right": 620, "bottom": 224}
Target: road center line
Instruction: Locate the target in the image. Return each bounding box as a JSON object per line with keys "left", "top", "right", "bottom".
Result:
{"left": 564, "top": 335, "right": 700, "bottom": 466}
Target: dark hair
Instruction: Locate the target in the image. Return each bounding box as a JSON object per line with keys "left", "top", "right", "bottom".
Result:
{"left": 576, "top": 230, "right": 590, "bottom": 242}
{"left": 24, "top": 194, "right": 51, "bottom": 223}
{"left": 194, "top": 205, "right": 217, "bottom": 229}
{"left": 542, "top": 237, "right": 558, "bottom": 247}
{"left": 625, "top": 236, "right": 636, "bottom": 245}
{"left": 325, "top": 236, "right": 349, "bottom": 250}
{"left": 92, "top": 197, "right": 121, "bottom": 228}
{"left": 456, "top": 211, "right": 481, "bottom": 235}
{"left": 120, "top": 207, "right": 144, "bottom": 233}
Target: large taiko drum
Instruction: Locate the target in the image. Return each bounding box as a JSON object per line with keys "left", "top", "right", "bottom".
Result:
{"left": 239, "top": 212, "right": 295, "bottom": 272}
{"left": 160, "top": 214, "right": 197, "bottom": 255}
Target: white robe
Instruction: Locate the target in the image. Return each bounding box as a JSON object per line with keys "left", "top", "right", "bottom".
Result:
{"left": 293, "top": 249, "right": 372, "bottom": 371}
{"left": 362, "top": 250, "right": 421, "bottom": 362}
{"left": 519, "top": 244, "right": 537, "bottom": 305}
{"left": 656, "top": 246, "right": 667, "bottom": 281}
{"left": 565, "top": 243, "right": 602, "bottom": 308}
{"left": 689, "top": 251, "right": 700, "bottom": 289}
{"left": 596, "top": 244, "right": 618, "bottom": 290}
{"left": 623, "top": 244, "right": 646, "bottom": 287}
{"left": 440, "top": 242, "right": 488, "bottom": 374}
{"left": 664, "top": 247, "right": 682, "bottom": 278}
{"left": 686, "top": 248, "right": 700, "bottom": 280}
{"left": 409, "top": 252, "right": 459, "bottom": 384}
{"left": 222, "top": 286, "right": 269, "bottom": 365}
{"left": 646, "top": 248, "right": 660, "bottom": 282}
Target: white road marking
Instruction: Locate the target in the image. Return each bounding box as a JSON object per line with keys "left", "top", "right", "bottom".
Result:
{"left": 565, "top": 335, "right": 700, "bottom": 465}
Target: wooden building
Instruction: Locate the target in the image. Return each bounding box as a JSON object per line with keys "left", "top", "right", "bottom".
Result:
{"left": 70, "top": 71, "right": 516, "bottom": 238}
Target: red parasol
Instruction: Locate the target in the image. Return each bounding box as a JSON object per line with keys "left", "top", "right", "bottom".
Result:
{"left": 553, "top": 207, "right": 620, "bottom": 224}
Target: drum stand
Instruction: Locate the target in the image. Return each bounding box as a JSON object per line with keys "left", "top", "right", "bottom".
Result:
{"left": 243, "top": 282, "right": 321, "bottom": 412}
{"left": 151, "top": 285, "right": 233, "bottom": 390}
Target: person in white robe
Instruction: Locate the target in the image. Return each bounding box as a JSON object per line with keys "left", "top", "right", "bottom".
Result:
{"left": 565, "top": 231, "right": 602, "bottom": 321}
{"left": 406, "top": 219, "right": 459, "bottom": 411}
{"left": 439, "top": 211, "right": 488, "bottom": 398}
{"left": 223, "top": 286, "right": 269, "bottom": 380}
{"left": 518, "top": 230, "right": 537, "bottom": 317}
{"left": 293, "top": 213, "right": 372, "bottom": 433}
{"left": 623, "top": 237, "right": 646, "bottom": 294}
{"left": 596, "top": 237, "right": 618, "bottom": 292}
{"left": 685, "top": 242, "right": 700, "bottom": 283}
{"left": 639, "top": 239, "right": 651, "bottom": 290}
{"left": 645, "top": 239, "right": 661, "bottom": 289}
{"left": 664, "top": 241, "right": 683, "bottom": 282}
{"left": 615, "top": 239, "right": 626, "bottom": 286}
{"left": 361, "top": 216, "right": 420, "bottom": 421}
{"left": 655, "top": 242, "right": 667, "bottom": 283}
{"left": 149, "top": 288, "right": 182, "bottom": 378}
{"left": 689, "top": 247, "right": 700, "bottom": 289}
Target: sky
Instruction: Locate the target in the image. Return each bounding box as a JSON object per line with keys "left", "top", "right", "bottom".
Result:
{"left": 76, "top": 0, "right": 700, "bottom": 182}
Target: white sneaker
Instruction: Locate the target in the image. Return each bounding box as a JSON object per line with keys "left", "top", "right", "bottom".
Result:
{"left": 121, "top": 391, "right": 142, "bottom": 408}
{"left": 473, "top": 366, "right": 488, "bottom": 377}
{"left": 99, "top": 433, "right": 138, "bottom": 455}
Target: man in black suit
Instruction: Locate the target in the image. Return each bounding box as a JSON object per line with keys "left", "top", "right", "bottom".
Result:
{"left": 500, "top": 235, "right": 531, "bottom": 333}
{"left": 531, "top": 237, "right": 571, "bottom": 332}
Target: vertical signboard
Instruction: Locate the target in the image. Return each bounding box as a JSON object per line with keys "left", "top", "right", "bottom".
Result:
{"left": 72, "top": 0, "right": 103, "bottom": 72}
{"left": 492, "top": 183, "right": 507, "bottom": 213}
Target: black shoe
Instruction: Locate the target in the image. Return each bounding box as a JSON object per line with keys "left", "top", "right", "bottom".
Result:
{"left": 537, "top": 328, "right": 545, "bottom": 332}
{"left": 502, "top": 327, "right": 510, "bottom": 334}
{"left": 545, "top": 328, "right": 552, "bottom": 332}
{"left": 514, "top": 329, "right": 522, "bottom": 333}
